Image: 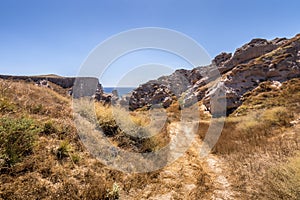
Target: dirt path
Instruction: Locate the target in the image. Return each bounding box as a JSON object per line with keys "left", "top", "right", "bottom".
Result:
{"left": 204, "top": 155, "right": 235, "bottom": 199}
{"left": 120, "top": 122, "right": 236, "bottom": 200}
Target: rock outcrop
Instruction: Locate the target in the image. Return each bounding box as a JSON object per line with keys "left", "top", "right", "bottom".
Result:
{"left": 127, "top": 65, "right": 222, "bottom": 110}
{"left": 128, "top": 34, "right": 300, "bottom": 115}
{"left": 3, "top": 34, "right": 299, "bottom": 115}
{"left": 216, "top": 37, "right": 287, "bottom": 74}
{"left": 204, "top": 34, "right": 300, "bottom": 114}
{"left": 72, "top": 77, "right": 103, "bottom": 99}
{"left": 35, "top": 79, "right": 51, "bottom": 88}
{"left": 129, "top": 82, "right": 174, "bottom": 110}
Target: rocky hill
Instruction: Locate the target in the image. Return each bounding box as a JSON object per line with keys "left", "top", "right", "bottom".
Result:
{"left": 2, "top": 34, "right": 300, "bottom": 116}
{"left": 0, "top": 34, "right": 300, "bottom": 200}
{"left": 128, "top": 34, "right": 300, "bottom": 115}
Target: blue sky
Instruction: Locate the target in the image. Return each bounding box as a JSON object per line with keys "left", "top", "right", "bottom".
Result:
{"left": 1, "top": 0, "right": 300, "bottom": 86}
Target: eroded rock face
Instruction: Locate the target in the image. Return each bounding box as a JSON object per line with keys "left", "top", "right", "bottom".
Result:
{"left": 213, "top": 52, "right": 232, "bottom": 67}
{"left": 127, "top": 64, "right": 222, "bottom": 110}
{"left": 129, "top": 82, "right": 174, "bottom": 110}
{"left": 128, "top": 34, "right": 300, "bottom": 115}
{"left": 204, "top": 35, "right": 300, "bottom": 115}
{"left": 203, "top": 82, "right": 227, "bottom": 116}
{"left": 127, "top": 37, "right": 291, "bottom": 111}
{"left": 71, "top": 77, "right": 103, "bottom": 99}
{"left": 217, "top": 37, "right": 287, "bottom": 74}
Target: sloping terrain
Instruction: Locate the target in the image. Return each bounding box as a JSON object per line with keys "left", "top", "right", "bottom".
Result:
{"left": 128, "top": 34, "right": 300, "bottom": 116}
{"left": 211, "top": 78, "right": 300, "bottom": 199}
{"left": 0, "top": 79, "right": 214, "bottom": 199}
{"left": 0, "top": 33, "right": 300, "bottom": 200}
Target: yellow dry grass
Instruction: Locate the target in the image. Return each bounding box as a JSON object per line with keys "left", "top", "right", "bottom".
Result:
{"left": 0, "top": 79, "right": 213, "bottom": 199}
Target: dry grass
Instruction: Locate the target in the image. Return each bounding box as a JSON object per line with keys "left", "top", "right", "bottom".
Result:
{"left": 0, "top": 79, "right": 120, "bottom": 199}
{"left": 235, "top": 78, "right": 300, "bottom": 115}
{"left": 0, "top": 79, "right": 211, "bottom": 199}
{"left": 261, "top": 153, "right": 300, "bottom": 200}
{"left": 0, "top": 79, "right": 71, "bottom": 119}
{"left": 205, "top": 78, "right": 300, "bottom": 199}
{"left": 94, "top": 102, "right": 170, "bottom": 153}
{"left": 2, "top": 77, "right": 299, "bottom": 199}
{"left": 212, "top": 106, "right": 294, "bottom": 154}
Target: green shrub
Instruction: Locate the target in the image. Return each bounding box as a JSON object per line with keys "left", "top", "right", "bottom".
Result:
{"left": 0, "top": 98, "right": 16, "bottom": 113}
{"left": 71, "top": 154, "right": 80, "bottom": 164}
{"left": 95, "top": 103, "right": 168, "bottom": 153}
{"left": 0, "top": 117, "right": 40, "bottom": 166}
{"left": 56, "top": 140, "right": 71, "bottom": 159}
{"left": 43, "top": 120, "right": 58, "bottom": 135}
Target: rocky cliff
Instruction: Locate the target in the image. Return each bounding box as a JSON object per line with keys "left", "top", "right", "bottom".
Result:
{"left": 0, "top": 75, "right": 104, "bottom": 97}
{"left": 3, "top": 34, "right": 299, "bottom": 115}
{"left": 128, "top": 34, "right": 300, "bottom": 114}
{"left": 204, "top": 34, "right": 300, "bottom": 114}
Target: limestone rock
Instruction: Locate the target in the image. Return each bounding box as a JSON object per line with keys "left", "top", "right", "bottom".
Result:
{"left": 35, "top": 79, "right": 51, "bottom": 88}
{"left": 204, "top": 34, "right": 300, "bottom": 114}
{"left": 129, "top": 83, "right": 174, "bottom": 110}
{"left": 213, "top": 52, "right": 232, "bottom": 67}
{"left": 217, "top": 37, "right": 287, "bottom": 74}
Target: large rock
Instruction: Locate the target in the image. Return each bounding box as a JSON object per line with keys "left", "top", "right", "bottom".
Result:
{"left": 114, "top": 34, "right": 300, "bottom": 115}
{"left": 72, "top": 77, "right": 103, "bottom": 98}
{"left": 204, "top": 34, "right": 300, "bottom": 114}
{"left": 217, "top": 37, "right": 287, "bottom": 74}
{"left": 128, "top": 63, "right": 221, "bottom": 110}
{"left": 213, "top": 52, "right": 232, "bottom": 67}
{"left": 129, "top": 82, "right": 174, "bottom": 110}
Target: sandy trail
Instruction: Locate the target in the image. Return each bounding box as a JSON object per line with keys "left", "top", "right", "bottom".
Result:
{"left": 120, "top": 121, "right": 236, "bottom": 200}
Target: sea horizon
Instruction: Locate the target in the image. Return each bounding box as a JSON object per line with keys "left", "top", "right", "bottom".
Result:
{"left": 103, "top": 87, "right": 135, "bottom": 97}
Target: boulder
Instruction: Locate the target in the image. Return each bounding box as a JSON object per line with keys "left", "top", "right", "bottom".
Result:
{"left": 36, "top": 79, "right": 51, "bottom": 88}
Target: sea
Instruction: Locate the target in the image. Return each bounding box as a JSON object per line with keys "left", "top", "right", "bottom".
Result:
{"left": 103, "top": 87, "right": 135, "bottom": 97}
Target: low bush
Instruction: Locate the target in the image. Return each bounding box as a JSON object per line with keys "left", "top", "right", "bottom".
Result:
{"left": 73, "top": 98, "right": 97, "bottom": 123}
{"left": 95, "top": 102, "right": 169, "bottom": 153}
{"left": 0, "top": 98, "right": 16, "bottom": 114}
{"left": 43, "top": 120, "right": 58, "bottom": 135}
{"left": 56, "top": 140, "right": 71, "bottom": 160}
{"left": 0, "top": 117, "right": 40, "bottom": 166}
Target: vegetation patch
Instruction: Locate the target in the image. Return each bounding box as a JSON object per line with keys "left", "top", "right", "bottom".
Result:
{"left": 0, "top": 117, "right": 40, "bottom": 167}
{"left": 235, "top": 78, "right": 300, "bottom": 115}
{"left": 262, "top": 153, "right": 300, "bottom": 200}
{"left": 94, "top": 102, "right": 169, "bottom": 153}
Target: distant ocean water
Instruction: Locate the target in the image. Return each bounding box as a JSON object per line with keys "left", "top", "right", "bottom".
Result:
{"left": 103, "top": 87, "right": 135, "bottom": 97}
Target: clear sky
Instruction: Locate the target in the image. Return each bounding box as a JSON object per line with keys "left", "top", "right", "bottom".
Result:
{"left": 1, "top": 0, "right": 300, "bottom": 86}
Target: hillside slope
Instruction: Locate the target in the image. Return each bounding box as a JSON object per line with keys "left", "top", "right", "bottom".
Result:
{"left": 0, "top": 33, "right": 300, "bottom": 200}
{"left": 128, "top": 34, "right": 300, "bottom": 116}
